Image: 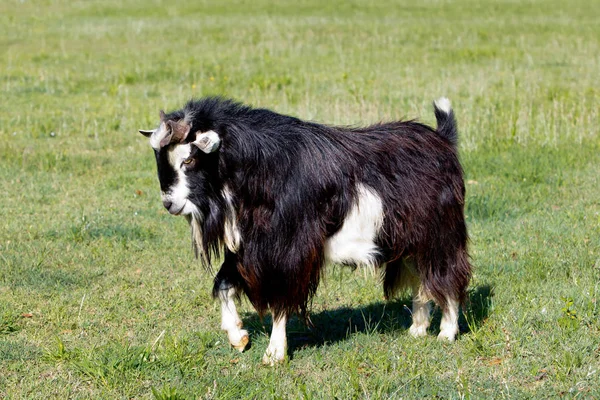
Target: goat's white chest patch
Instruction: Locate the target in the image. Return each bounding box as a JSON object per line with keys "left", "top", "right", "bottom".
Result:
{"left": 324, "top": 184, "right": 384, "bottom": 268}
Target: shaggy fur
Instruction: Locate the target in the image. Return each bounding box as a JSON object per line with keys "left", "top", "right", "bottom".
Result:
{"left": 141, "top": 96, "right": 471, "bottom": 334}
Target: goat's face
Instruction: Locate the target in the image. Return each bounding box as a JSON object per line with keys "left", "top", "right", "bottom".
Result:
{"left": 140, "top": 114, "right": 221, "bottom": 217}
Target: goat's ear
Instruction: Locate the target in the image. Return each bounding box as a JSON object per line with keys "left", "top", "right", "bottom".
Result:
{"left": 159, "top": 110, "right": 166, "bottom": 121}
{"left": 192, "top": 130, "right": 221, "bottom": 153}
{"left": 139, "top": 129, "right": 154, "bottom": 137}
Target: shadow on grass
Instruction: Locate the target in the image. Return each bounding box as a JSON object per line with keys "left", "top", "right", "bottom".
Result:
{"left": 242, "top": 284, "right": 493, "bottom": 358}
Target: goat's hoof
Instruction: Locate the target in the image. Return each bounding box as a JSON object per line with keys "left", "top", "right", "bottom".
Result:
{"left": 262, "top": 349, "right": 285, "bottom": 366}
{"left": 437, "top": 330, "right": 457, "bottom": 342}
{"left": 409, "top": 324, "right": 428, "bottom": 338}
{"left": 230, "top": 330, "right": 249, "bottom": 352}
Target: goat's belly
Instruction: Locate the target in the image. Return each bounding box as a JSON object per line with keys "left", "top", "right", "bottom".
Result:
{"left": 324, "top": 184, "right": 384, "bottom": 267}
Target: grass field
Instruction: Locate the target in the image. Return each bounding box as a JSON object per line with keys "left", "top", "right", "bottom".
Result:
{"left": 1, "top": 0, "right": 599, "bottom": 398}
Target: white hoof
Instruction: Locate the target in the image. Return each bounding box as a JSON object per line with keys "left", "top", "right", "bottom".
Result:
{"left": 437, "top": 329, "right": 457, "bottom": 342}
{"left": 227, "top": 329, "right": 249, "bottom": 352}
{"left": 409, "top": 324, "right": 428, "bottom": 338}
{"left": 262, "top": 345, "right": 286, "bottom": 366}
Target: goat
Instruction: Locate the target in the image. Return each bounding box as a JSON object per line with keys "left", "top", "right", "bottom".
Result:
{"left": 139, "top": 97, "right": 471, "bottom": 365}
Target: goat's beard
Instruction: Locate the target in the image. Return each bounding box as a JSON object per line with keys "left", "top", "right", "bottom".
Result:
{"left": 186, "top": 212, "right": 208, "bottom": 266}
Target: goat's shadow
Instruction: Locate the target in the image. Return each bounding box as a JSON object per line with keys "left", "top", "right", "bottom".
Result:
{"left": 242, "top": 285, "right": 493, "bottom": 358}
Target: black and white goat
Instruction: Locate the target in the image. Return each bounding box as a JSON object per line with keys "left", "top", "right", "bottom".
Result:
{"left": 139, "top": 97, "right": 471, "bottom": 365}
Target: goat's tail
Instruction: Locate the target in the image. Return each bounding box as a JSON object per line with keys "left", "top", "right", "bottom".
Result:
{"left": 433, "top": 97, "right": 458, "bottom": 146}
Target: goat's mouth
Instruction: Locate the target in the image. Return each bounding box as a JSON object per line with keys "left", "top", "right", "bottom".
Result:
{"left": 168, "top": 202, "right": 187, "bottom": 216}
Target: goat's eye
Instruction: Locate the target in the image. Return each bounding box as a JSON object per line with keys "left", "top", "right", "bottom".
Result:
{"left": 182, "top": 157, "right": 193, "bottom": 165}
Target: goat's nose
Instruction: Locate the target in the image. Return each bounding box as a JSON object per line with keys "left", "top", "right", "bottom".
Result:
{"left": 162, "top": 200, "right": 173, "bottom": 210}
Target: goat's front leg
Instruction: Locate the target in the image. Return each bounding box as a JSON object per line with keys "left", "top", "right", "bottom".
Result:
{"left": 262, "top": 313, "right": 287, "bottom": 366}
{"left": 213, "top": 251, "right": 249, "bottom": 352}
{"left": 217, "top": 285, "right": 249, "bottom": 351}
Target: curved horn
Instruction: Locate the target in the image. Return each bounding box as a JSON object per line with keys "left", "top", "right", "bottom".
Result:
{"left": 159, "top": 120, "right": 191, "bottom": 148}
{"left": 168, "top": 120, "right": 191, "bottom": 142}
{"left": 192, "top": 131, "right": 221, "bottom": 153}
{"left": 139, "top": 129, "right": 154, "bottom": 137}
{"left": 159, "top": 110, "right": 166, "bottom": 121}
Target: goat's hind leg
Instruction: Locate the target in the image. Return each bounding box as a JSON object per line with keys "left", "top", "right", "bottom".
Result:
{"left": 425, "top": 252, "right": 469, "bottom": 342}
{"left": 383, "top": 260, "right": 431, "bottom": 338}
{"left": 438, "top": 296, "right": 459, "bottom": 341}
{"left": 213, "top": 251, "right": 249, "bottom": 352}
{"left": 438, "top": 248, "right": 471, "bottom": 341}
{"left": 418, "top": 274, "right": 460, "bottom": 342}
{"left": 409, "top": 281, "right": 432, "bottom": 338}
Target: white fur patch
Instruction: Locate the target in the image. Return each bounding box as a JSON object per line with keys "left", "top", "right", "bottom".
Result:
{"left": 262, "top": 315, "right": 287, "bottom": 365}
{"left": 324, "top": 184, "right": 384, "bottom": 268}
{"left": 409, "top": 285, "right": 432, "bottom": 338}
{"left": 161, "top": 144, "right": 199, "bottom": 216}
{"left": 222, "top": 186, "right": 241, "bottom": 252}
{"left": 189, "top": 213, "right": 205, "bottom": 260}
{"left": 438, "top": 297, "right": 459, "bottom": 341}
{"left": 167, "top": 143, "right": 192, "bottom": 167}
{"left": 149, "top": 122, "right": 168, "bottom": 150}
{"left": 219, "top": 287, "right": 249, "bottom": 352}
{"left": 434, "top": 97, "right": 452, "bottom": 114}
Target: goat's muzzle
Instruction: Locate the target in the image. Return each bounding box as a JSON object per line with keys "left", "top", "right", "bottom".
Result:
{"left": 162, "top": 199, "right": 173, "bottom": 210}
{"left": 162, "top": 199, "right": 186, "bottom": 215}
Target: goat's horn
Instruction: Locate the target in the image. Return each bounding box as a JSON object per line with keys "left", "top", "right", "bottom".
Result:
{"left": 139, "top": 129, "right": 154, "bottom": 137}
{"left": 159, "top": 120, "right": 191, "bottom": 148}
{"left": 168, "top": 120, "right": 191, "bottom": 142}
{"left": 192, "top": 131, "right": 221, "bottom": 153}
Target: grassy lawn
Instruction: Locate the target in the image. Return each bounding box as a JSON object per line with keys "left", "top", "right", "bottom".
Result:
{"left": 1, "top": 0, "right": 599, "bottom": 398}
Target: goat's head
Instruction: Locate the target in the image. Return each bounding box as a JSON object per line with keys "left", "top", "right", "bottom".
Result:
{"left": 139, "top": 110, "right": 221, "bottom": 217}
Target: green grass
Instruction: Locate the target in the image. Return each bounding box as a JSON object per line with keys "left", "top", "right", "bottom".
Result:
{"left": 1, "top": 0, "right": 599, "bottom": 398}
